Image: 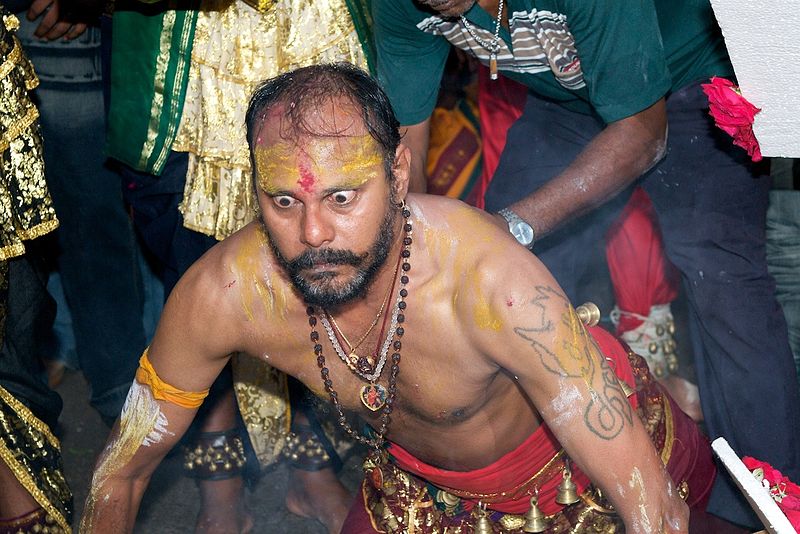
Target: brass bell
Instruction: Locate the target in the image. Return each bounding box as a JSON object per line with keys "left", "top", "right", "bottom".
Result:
{"left": 666, "top": 353, "right": 679, "bottom": 373}
{"left": 555, "top": 461, "right": 581, "bottom": 505}
{"left": 522, "top": 494, "right": 549, "bottom": 533}
{"left": 576, "top": 302, "right": 601, "bottom": 327}
{"left": 473, "top": 503, "right": 494, "bottom": 534}
{"left": 617, "top": 377, "right": 635, "bottom": 398}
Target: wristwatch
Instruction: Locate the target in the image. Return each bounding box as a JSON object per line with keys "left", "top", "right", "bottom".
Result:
{"left": 497, "top": 208, "right": 535, "bottom": 249}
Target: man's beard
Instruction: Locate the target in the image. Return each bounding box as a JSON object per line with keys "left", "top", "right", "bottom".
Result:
{"left": 267, "top": 203, "right": 398, "bottom": 309}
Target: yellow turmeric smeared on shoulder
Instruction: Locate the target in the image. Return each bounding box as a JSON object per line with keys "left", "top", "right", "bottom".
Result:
{"left": 136, "top": 349, "right": 209, "bottom": 409}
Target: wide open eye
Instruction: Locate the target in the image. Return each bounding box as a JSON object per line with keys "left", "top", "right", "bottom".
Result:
{"left": 272, "top": 195, "right": 298, "bottom": 208}
{"left": 329, "top": 190, "right": 357, "bottom": 206}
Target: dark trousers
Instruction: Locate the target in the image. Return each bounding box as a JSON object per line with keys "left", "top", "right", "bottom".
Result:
{"left": 17, "top": 19, "right": 147, "bottom": 423}
{"left": 120, "top": 152, "right": 217, "bottom": 297}
{"left": 0, "top": 252, "right": 62, "bottom": 429}
{"left": 485, "top": 82, "right": 800, "bottom": 527}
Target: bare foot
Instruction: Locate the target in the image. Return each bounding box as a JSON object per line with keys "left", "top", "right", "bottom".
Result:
{"left": 660, "top": 375, "right": 704, "bottom": 423}
{"left": 195, "top": 476, "right": 253, "bottom": 534}
{"left": 0, "top": 459, "right": 39, "bottom": 519}
{"left": 285, "top": 467, "right": 352, "bottom": 534}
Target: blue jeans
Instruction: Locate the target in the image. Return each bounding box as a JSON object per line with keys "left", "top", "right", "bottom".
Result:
{"left": 486, "top": 82, "right": 800, "bottom": 528}
{"left": 17, "top": 20, "right": 147, "bottom": 423}
{"left": 767, "top": 190, "right": 800, "bottom": 387}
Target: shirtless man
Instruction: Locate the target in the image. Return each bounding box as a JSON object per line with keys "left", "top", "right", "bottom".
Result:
{"left": 80, "top": 63, "right": 714, "bottom": 533}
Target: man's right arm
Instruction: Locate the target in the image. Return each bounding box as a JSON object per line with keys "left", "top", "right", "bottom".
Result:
{"left": 80, "top": 399, "right": 202, "bottom": 532}
{"left": 80, "top": 261, "right": 242, "bottom": 533}
{"left": 373, "top": 0, "right": 448, "bottom": 194}
{"left": 401, "top": 119, "right": 431, "bottom": 193}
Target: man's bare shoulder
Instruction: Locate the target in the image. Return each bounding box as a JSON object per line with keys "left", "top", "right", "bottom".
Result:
{"left": 410, "top": 193, "right": 554, "bottom": 286}
{"left": 409, "top": 194, "right": 567, "bottom": 348}
{"left": 161, "top": 222, "right": 297, "bottom": 353}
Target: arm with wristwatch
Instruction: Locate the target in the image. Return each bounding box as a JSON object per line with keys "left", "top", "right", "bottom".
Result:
{"left": 401, "top": 95, "right": 667, "bottom": 251}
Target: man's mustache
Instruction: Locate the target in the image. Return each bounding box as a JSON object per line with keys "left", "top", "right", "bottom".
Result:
{"left": 289, "top": 248, "right": 368, "bottom": 270}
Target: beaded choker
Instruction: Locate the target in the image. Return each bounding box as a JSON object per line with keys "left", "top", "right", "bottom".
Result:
{"left": 325, "top": 276, "right": 394, "bottom": 371}
{"left": 306, "top": 202, "right": 412, "bottom": 449}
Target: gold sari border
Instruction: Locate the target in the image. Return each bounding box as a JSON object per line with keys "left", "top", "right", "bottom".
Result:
{"left": 138, "top": 10, "right": 177, "bottom": 170}
{"left": 660, "top": 389, "right": 675, "bottom": 466}
{"left": 151, "top": 10, "right": 196, "bottom": 172}
{"left": 0, "top": 386, "right": 70, "bottom": 533}
{"left": 0, "top": 37, "right": 22, "bottom": 81}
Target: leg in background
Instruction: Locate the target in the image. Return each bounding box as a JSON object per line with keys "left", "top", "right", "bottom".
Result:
{"left": 644, "top": 82, "right": 800, "bottom": 528}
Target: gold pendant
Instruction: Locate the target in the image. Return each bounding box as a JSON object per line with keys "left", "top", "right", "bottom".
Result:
{"left": 490, "top": 53, "right": 498, "bottom": 80}
{"left": 360, "top": 383, "right": 388, "bottom": 411}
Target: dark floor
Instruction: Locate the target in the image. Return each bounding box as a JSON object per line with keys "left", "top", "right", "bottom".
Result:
{"left": 56, "top": 370, "right": 364, "bottom": 533}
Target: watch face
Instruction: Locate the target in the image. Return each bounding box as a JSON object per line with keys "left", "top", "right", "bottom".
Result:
{"left": 511, "top": 221, "right": 534, "bottom": 246}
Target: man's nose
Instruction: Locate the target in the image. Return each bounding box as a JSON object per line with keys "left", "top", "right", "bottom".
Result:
{"left": 300, "top": 205, "right": 334, "bottom": 248}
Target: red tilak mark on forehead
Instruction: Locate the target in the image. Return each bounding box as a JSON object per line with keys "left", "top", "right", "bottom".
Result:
{"left": 297, "top": 161, "right": 316, "bottom": 193}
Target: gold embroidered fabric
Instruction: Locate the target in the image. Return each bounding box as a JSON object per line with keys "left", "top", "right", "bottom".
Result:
{"left": 0, "top": 386, "right": 72, "bottom": 533}
{"left": 0, "top": 14, "right": 58, "bottom": 261}
{"left": 173, "top": 0, "right": 367, "bottom": 240}
{"left": 231, "top": 353, "right": 290, "bottom": 468}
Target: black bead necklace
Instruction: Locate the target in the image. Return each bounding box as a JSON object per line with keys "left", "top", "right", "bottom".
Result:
{"left": 306, "top": 203, "right": 412, "bottom": 449}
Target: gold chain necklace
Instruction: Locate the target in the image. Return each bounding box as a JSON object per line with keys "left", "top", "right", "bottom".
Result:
{"left": 308, "top": 203, "right": 413, "bottom": 443}
{"left": 327, "top": 274, "right": 394, "bottom": 365}
{"left": 320, "top": 247, "right": 404, "bottom": 384}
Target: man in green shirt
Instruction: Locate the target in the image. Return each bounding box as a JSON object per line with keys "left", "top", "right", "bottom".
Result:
{"left": 373, "top": 0, "right": 800, "bottom": 528}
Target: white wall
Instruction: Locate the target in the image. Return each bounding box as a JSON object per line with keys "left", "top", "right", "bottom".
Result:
{"left": 709, "top": 0, "right": 800, "bottom": 157}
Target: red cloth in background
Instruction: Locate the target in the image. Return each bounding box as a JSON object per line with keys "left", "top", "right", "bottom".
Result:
{"left": 473, "top": 65, "right": 527, "bottom": 208}
{"left": 605, "top": 187, "right": 680, "bottom": 333}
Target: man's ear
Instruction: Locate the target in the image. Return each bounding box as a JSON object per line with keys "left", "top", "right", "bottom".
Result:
{"left": 392, "top": 143, "right": 411, "bottom": 202}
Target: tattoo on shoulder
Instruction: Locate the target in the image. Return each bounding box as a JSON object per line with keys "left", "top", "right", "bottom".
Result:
{"left": 513, "top": 287, "right": 633, "bottom": 440}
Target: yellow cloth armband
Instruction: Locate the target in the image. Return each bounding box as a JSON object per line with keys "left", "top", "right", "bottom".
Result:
{"left": 135, "top": 349, "right": 209, "bottom": 409}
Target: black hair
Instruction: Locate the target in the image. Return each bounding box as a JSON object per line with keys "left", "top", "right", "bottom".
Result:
{"left": 245, "top": 62, "right": 401, "bottom": 182}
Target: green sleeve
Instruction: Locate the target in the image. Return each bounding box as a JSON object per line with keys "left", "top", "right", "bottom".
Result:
{"left": 559, "top": 0, "right": 671, "bottom": 123}
{"left": 373, "top": 0, "right": 450, "bottom": 125}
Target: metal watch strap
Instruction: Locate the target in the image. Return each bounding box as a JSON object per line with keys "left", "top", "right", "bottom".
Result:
{"left": 497, "top": 207, "right": 535, "bottom": 249}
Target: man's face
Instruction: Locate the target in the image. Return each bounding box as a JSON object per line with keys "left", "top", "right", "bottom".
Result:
{"left": 417, "top": 0, "right": 476, "bottom": 17}
{"left": 254, "top": 104, "right": 402, "bottom": 309}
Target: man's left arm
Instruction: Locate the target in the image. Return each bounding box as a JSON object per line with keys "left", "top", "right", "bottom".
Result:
{"left": 500, "top": 97, "right": 667, "bottom": 238}
{"left": 493, "top": 0, "right": 670, "bottom": 239}
{"left": 479, "top": 257, "right": 687, "bottom": 531}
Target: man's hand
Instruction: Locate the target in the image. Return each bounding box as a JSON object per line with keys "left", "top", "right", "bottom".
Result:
{"left": 508, "top": 98, "right": 668, "bottom": 240}
{"left": 27, "top": 0, "right": 87, "bottom": 40}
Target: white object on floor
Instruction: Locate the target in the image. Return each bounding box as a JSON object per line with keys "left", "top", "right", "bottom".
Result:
{"left": 711, "top": 437, "right": 795, "bottom": 534}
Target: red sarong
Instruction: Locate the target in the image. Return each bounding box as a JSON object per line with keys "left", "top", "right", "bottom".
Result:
{"left": 387, "top": 326, "right": 637, "bottom": 516}
{"left": 343, "top": 327, "right": 716, "bottom": 533}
